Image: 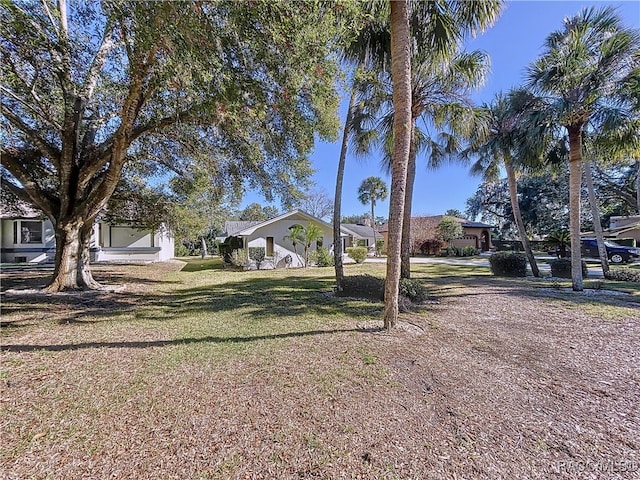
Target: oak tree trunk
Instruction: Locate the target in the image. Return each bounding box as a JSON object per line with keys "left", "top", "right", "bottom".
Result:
{"left": 505, "top": 159, "right": 540, "bottom": 277}
{"left": 46, "top": 217, "right": 99, "bottom": 292}
{"left": 384, "top": 0, "right": 412, "bottom": 330}
{"left": 567, "top": 125, "right": 584, "bottom": 291}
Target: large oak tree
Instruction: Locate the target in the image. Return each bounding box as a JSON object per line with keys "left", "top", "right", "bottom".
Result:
{"left": 1, "top": 0, "right": 341, "bottom": 291}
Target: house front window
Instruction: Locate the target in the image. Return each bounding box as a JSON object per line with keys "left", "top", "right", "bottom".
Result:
{"left": 15, "top": 220, "right": 43, "bottom": 244}
{"left": 266, "top": 237, "right": 274, "bottom": 256}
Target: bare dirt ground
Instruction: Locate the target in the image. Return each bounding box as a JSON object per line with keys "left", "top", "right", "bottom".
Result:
{"left": 1, "top": 263, "right": 639, "bottom": 479}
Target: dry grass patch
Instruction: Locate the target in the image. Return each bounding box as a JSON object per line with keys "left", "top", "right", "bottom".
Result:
{"left": 1, "top": 259, "right": 639, "bottom": 479}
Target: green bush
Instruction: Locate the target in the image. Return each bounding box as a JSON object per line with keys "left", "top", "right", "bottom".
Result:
{"left": 219, "top": 236, "right": 244, "bottom": 263}
{"left": 489, "top": 252, "right": 527, "bottom": 277}
{"left": 549, "top": 258, "right": 588, "bottom": 278}
{"left": 309, "top": 246, "right": 334, "bottom": 267}
{"left": 336, "top": 275, "right": 384, "bottom": 300}
{"left": 346, "top": 246, "right": 368, "bottom": 264}
{"left": 439, "top": 246, "right": 479, "bottom": 257}
{"left": 248, "top": 247, "right": 266, "bottom": 268}
{"left": 604, "top": 268, "right": 640, "bottom": 283}
{"left": 461, "top": 246, "right": 479, "bottom": 257}
{"left": 398, "top": 278, "right": 429, "bottom": 303}
{"left": 175, "top": 243, "right": 190, "bottom": 257}
{"left": 229, "top": 249, "right": 248, "bottom": 268}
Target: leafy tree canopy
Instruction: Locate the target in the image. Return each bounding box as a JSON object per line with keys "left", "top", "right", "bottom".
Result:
{"left": 0, "top": 0, "right": 349, "bottom": 290}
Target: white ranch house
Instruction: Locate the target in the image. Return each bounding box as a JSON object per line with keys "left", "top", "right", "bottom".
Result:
{"left": 0, "top": 206, "right": 173, "bottom": 264}
{"left": 224, "top": 210, "right": 339, "bottom": 268}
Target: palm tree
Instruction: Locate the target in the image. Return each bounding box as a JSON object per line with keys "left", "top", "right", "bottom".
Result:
{"left": 465, "top": 91, "right": 542, "bottom": 277}
{"left": 352, "top": 49, "right": 490, "bottom": 277}
{"left": 526, "top": 6, "right": 640, "bottom": 291}
{"left": 333, "top": 5, "right": 390, "bottom": 291}
{"left": 583, "top": 122, "right": 640, "bottom": 275}
{"left": 357, "top": 176, "right": 388, "bottom": 256}
{"left": 384, "top": 0, "right": 412, "bottom": 330}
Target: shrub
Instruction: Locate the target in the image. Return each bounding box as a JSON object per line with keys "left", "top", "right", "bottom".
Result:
{"left": 375, "top": 239, "right": 385, "bottom": 255}
{"left": 439, "top": 246, "right": 458, "bottom": 257}
{"left": 417, "top": 239, "right": 443, "bottom": 255}
{"left": 229, "top": 249, "right": 248, "bottom": 268}
{"left": 398, "top": 278, "right": 429, "bottom": 303}
{"left": 549, "top": 258, "right": 588, "bottom": 278}
{"left": 175, "top": 243, "right": 190, "bottom": 257}
{"left": 248, "top": 247, "right": 266, "bottom": 268}
{"left": 346, "top": 246, "right": 368, "bottom": 264}
{"left": 309, "top": 246, "right": 334, "bottom": 267}
{"left": 336, "top": 275, "right": 384, "bottom": 300}
{"left": 461, "top": 246, "right": 479, "bottom": 257}
{"left": 489, "top": 252, "right": 527, "bottom": 277}
{"left": 604, "top": 268, "right": 640, "bottom": 283}
{"left": 219, "top": 236, "right": 244, "bottom": 263}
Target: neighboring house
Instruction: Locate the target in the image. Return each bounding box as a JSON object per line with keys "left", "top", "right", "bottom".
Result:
{"left": 378, "top": 216, "right": 493, "bottom": 254}
{"left": 223, "top": 209, "right": 337, "bottom": 268}
{"left": 340, "top": 223, "right": 383, "bottom": 253}
{"left": 0, "top": 204, "right": 174, "bottom": 264}
{"left": 582, "top": 215, "right": 640, "bottom": 245}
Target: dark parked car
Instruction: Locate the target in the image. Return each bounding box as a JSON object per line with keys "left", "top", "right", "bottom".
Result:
{"left": 581, "top": 238, "right": 640, "bottom": 264}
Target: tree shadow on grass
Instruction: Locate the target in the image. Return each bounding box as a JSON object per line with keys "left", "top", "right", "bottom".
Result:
{"left": 0, "top": 273, "right": 383, "bottom": 329}
{"left": 1, "top": 327, "right": 373, "bottom": 353}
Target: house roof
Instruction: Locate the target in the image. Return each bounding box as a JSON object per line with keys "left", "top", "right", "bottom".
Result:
{"left": 341, "top": 223, "right": 383, "bottom": 239}
{"left": 378, "top": 216, "right": 493, "bottom": 234}
{"left": 582, "top": 220, "right": 640, "bottom": 238}
{"left": 227, "top": 209, "right": 335, "bottom": 236}
{"left": 224, "top": 220, "right": 262, "bottom": 237}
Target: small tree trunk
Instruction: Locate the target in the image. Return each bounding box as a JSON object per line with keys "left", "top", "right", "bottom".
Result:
{"left": 568, "top": 126, "right": 584, "bottom": 292}
{"left": 584, "top": 158, "right": 609, "bottom": 275}
{"left": 201, "top": 237, "right": 208, "bottom": 258}
{"left": 400, "top": 124, "right": 416, "bottom": 279}
{"left": 636, "top": 160, "right": 640, "bottom": 214}
{"left": 505, "top": 160, "right": 540, "bottom": 277}
{"left": 384, "top": 0, "right": 411, "bottom": 331}
{"left": 333, "top": 90, "right": 357, "bottom": 291}
{"left": 370, "top": 201, "right": 377, "bottom": 256}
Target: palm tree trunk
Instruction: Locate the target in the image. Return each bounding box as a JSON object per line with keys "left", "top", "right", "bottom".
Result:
{"left": 584, "top": 158, "right": 609, "bottom": 275}
{"left": 636, "top": 160, "right": 640, "bottom": 214}
{"left": 400, "top": 123, "right": 416, "bottom": 279}
{"left": 568, "top": 125, "right": 584, "bottom": 291}
{"left": 504, "top": 159, "right": 540, "bottom": 277}
{"left": 333, "top": 90, "right": 357, "bottom": 291}
{"left": 370, "top": 201, "right": 377, "bottom": 256}
{"left": 384, "top": 0, "right": 412, "bottom": 330}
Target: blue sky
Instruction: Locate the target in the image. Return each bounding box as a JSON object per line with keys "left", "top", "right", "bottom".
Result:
{"left": 244, "top": 1, "right": 640, "bottom": 220}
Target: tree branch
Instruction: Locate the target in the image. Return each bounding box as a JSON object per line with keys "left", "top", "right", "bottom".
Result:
{"left": 1, "top": 104, "right": 62, "bottom": 167}
{"left": 0, "top": 149, "right": 58, "bottom": 219}
{"left": 0, "top": 85, "right": 61, "bottom": 131}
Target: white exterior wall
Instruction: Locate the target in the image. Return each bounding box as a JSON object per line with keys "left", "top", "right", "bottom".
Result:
{"left": 92, "top": 222, "right": 174, "bottom": 263}
{"left": 0, "top": 218, "right": 55, "bottom": 263}
{"left": 244, "top": 215, "right": 333, "bottom": 268}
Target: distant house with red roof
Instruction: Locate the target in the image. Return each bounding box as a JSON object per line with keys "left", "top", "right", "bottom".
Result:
{"left": 378, "top": 216, "right": 493, "bottom": 255}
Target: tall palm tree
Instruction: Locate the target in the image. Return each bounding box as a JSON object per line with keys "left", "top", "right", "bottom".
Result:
{"left": 465, "top": 91, "right": 542, "bottom": 277}
{"left": 583, "top": 121, "right": 640, "bottom": 275}
{"left": 384, "top": 0, "right": 412, "bottom": 330}
{"left": 333, "top": 5, "right": 390, "bottom": 291}
{"left": 352, "top": 49, "right": 489, "bottom": 277}
{"left": 357, "top": 176, "right": 388, "bottom": 255}
{"left": 526, "top": 6, "right": 640, "bottom": 291}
